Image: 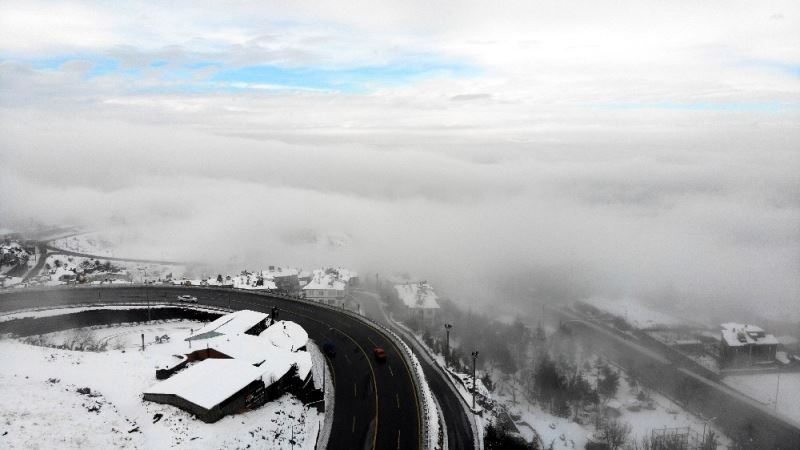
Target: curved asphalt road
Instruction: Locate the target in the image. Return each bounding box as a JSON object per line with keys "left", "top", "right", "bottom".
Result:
{"left": 0, "top": 286, "right": 424, "bottom": 450}
{"left": 354, "top": 291, "right": 475, "bottom": 450}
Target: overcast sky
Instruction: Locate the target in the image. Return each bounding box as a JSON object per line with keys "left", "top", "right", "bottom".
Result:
{"left": 1, "top": 1, "right": 798, "bottom": 321}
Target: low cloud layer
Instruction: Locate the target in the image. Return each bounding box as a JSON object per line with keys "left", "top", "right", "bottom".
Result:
{"left": 1, "top": 1, "right": 799, "bottom": 322}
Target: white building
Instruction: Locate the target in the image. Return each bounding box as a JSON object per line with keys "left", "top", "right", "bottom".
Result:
{"left": 394, "top": 281, "right": 440, "bottom": 324}
{"left": 302, "top": 273, "right": 347, "bottom": 305}
{"left": 720, "top": 322, "right": 779, "bottom": 368}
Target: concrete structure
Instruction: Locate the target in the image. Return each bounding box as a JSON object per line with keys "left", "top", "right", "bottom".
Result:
{"left": 720, "top": 323, "right": 778, "bottom": 368}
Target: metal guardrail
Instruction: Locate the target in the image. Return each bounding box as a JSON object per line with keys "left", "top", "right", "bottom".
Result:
{"left": 0, "top": 284, "right": 439, "bottom": 450}
{"left": 387, "top": 313, "right": 482, "bottom": 449}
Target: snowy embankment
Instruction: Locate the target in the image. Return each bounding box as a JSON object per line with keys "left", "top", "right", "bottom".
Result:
{"left": 50, "top": 233, "right": 114, "bottom": 257}
{"left": 308, "top": 340, "right": 334, "bottom": 450}
{"left": 0, "top": 318, "right": 321, "bottom": 449}
{"left": 391, "top": 316, "right": 488, "bottom": 412}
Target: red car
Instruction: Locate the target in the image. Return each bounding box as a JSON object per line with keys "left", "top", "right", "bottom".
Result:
{"left": 373, "top": 347, "right": 387, "bottom": 361}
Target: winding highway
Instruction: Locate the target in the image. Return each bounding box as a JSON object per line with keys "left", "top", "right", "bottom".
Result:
{"left": 0, "top": 286, "right": 428, "bottom": 450}
{"left": 354, "top": 291, "right": 476, "bottom": 450}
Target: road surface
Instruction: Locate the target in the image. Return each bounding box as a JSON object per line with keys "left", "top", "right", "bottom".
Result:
{"left": 0, "top": 286, "right": 425, "bottom": 450}
{"left": 354, "top": 290, "right": 476, "bottom": 449}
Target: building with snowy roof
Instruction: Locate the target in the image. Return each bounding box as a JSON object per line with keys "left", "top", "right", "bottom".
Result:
{"left": 146, "top": 311, "right": 317, "bottom": 423}
{"left": 144, "top": 359, "right": 266, "bottom": 423}
{"left": 263, "top": 266, "right": 301, "bottom": 295}
{"left": 186, "top": 309, "right": 269, "bottom": 341}
{"left": 394, "top": 281, "right": 440, "bottom": 325}
{"left": 302, "top": 273, "right": 348, "bottom": 305}
{"left": 720, "top": 323, "right": 779, "bottom": 368}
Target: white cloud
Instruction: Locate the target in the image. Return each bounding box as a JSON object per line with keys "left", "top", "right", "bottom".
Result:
{"left": 1, "top": 0, "right": 799, "bottom": 322}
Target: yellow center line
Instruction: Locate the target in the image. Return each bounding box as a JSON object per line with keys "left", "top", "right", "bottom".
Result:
{"left": 397, "top": 429, "right": 401, "bottom": 449}
{"left": 396, "top": 393, "right": 400, "bottom": 409}
{"left": 388, "top": 365, "right": 394, "bottom": 377}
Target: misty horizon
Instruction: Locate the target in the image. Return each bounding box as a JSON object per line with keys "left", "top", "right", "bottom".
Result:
{"left": 2, "top": 1, "right": 798, "bottom": 324}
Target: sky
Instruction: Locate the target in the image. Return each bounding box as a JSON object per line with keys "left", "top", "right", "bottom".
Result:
{"left": 1, "top": 1, "right": 799, "bottom": 321}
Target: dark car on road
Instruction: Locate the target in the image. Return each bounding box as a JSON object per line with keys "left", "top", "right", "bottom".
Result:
{"left": 373, "top": 347, "right": 387, "bottom": 362}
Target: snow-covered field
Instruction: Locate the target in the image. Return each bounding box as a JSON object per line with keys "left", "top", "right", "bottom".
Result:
{"left": 723, "top": 372, "right": 800, "bottom": 424}
{"left": 50, "top": 233, "right": 115, "bottom": 257}
{"left": 0, "top": 320, "right": 321, "bottom": 449}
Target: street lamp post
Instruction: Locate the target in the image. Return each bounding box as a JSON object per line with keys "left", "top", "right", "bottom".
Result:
{"left": 471, "top": 350, "right": 479, "bottom": 409}
{"left": 444, "top": 324, "right": 453, "bottom": 368}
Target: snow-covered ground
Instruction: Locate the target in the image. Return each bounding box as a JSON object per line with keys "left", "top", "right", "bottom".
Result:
{"left": 0, "top": 320, "right": 321, "bottom": 449}
{"left": 50, "top": 233, "right": 115, "bottom": 257}
{"left": 388, "top": 307, "right": 730, "bottom": 448}
{"left": 723, "top": 372, "right": 800, "bottom": 423}
{"left": 493, "top": 364, "right": 731, "bottom": 448}
{"left": 581, "top": 297, "right": 688, "bottom": 330}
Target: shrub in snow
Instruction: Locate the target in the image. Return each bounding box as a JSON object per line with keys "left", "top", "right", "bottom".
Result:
{"left": 600, "top": 418, "right": 631, "bottom": 450}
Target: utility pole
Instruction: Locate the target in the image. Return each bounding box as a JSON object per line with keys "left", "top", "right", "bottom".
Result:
{"left": 444, "top": 323, "right": 453, "bottom": 369}
{"left": 471, "top": 350, "right": 479, "bottom": 409}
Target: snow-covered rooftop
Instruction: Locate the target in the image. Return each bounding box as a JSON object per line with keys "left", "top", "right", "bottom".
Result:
{"left": 205, "top": 334, "right": 276, "bottom": 366}
{"left": 262, "top": 267, "right": 299, "bottom": 279}
{"left": 231, "top": 274, "right": 277, "bottom": 290}
{"left": 187, "top": 310, "right": 268, "bottom": 341}
{"left": 395, "top": 282, "right": 440, "bottom": 309}
{"left": 260, "top": 321, "right": 309, "bottom": 352}
{"left": 203, "top": 333, "right": 309, "bottom": 383}
{"left": 145, "top": 359, "right": 265, "bottom": 410}
{"left": 720, "top": 323, "right": 779, "bottom": 347}
{"left": 303, "top": 274, "right": 346, "bottom": 291}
